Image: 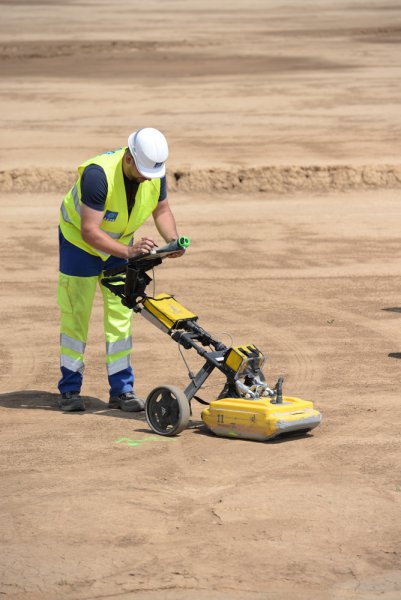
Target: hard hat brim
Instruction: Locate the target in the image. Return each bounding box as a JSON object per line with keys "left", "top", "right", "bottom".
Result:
{"left": 135, "top": 159, "right": 166, "bottom": 179}
{"left": 127, "top": 132, "right": 166, "bottom": 179}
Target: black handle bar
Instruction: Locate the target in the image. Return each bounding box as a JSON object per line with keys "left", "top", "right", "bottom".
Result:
{"left": 102, "top": 236, "right": 190, "bottom": 278}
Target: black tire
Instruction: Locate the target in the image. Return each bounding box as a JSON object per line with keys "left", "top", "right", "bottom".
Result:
{"left": 145, "top": 385, "right": 190, "bottom": 436}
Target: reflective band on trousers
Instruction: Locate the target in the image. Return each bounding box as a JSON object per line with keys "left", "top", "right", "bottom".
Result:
{"left": 60, "top": 354, "right": 84, "bottom": 373}
{"left": 106, "top": 336, "right": 132, "bottom": 355}
{"left": 60, "top": 333, "right": 86, "bottom": 354}
{"left": 107, "top": 355, "right": 131, "bottom": 376}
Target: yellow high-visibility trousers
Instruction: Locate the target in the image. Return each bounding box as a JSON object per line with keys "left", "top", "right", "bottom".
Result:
{"left": 58, "top": 271, "right": 134, "bottom": 396}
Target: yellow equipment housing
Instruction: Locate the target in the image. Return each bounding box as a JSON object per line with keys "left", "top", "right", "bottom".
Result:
{"left": 201, "top": 396, "right": 322, "bottom": 441}
{"left": 101, "top": 239, "right": 323, "bottom": 442}
{"left": 142, "top": 293, "right": 197, "bottom": 332}
{"left": 224, "top": 345, "right": 265, "bottom": 376}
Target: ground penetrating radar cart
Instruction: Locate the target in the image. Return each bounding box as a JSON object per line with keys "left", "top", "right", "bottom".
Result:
{"left": 101, "top": 239, "right": 322, "bottom": 441}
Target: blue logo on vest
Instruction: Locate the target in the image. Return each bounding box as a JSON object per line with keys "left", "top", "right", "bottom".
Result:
{"left": 104, "top": 210, "right": 118, "bottom": 222}
{"left": 101, "top": 147, "right": 122, "bottom": 155}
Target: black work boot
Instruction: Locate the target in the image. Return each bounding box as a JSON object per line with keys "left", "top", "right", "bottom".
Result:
{"left": 108, "top": 391, "right": 145, "bottom": 412}
{"left": 59, "top": 391, "right": 85, "bottom": 412}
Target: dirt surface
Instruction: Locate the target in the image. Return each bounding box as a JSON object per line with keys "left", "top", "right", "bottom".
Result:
{"left": 1, "top": 1, "right": 401, "bottom": 599}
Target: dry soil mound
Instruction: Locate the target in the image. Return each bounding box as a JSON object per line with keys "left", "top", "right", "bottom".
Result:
{"left": 1, "top": 164, "right": 401, "bottom": 195}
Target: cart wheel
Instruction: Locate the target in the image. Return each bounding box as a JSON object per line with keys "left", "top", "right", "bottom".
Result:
{"left": 145, "top": 385, "right": 190, "bottom": 436}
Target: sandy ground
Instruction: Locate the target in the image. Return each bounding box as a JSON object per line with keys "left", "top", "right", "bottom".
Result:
{"left": 1, "top": 0, "right": 401, "bottom": 170}
{"left": 1, "top": 1, "right": 401, "bottom": 599}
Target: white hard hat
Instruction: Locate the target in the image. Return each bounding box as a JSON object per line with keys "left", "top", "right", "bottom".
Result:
{"left": 127, "top": 127, "right": 168, "bottom": 179}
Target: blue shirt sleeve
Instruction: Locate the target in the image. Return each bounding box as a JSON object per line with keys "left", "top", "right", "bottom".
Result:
{"left": 81, "top": 164, "right": 108, "bottom": 211}
{"left": 81, "top": 165, "right": 166, "bottom": 209}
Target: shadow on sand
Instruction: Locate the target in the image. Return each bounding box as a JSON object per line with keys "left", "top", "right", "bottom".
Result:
{"left": 0, "top": 390, "right": 147, "bottom": 422}
{"left": 0, "top": 390, "right": 208, "bottom": 435}
{"left": 381, "top": 308, "right": 401, "bottom": 360}
{"left": 0, "top": 391, "right": 314, "bottom": 442}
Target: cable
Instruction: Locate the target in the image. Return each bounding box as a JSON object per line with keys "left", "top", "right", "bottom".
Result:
{"left": 218, "top": 331, "right": 234, "bottom": 347}
{"left": 178, "top": 343, "right": 196, "bottom": 381}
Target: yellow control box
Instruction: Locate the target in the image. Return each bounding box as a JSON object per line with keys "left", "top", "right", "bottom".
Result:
{"left": 142, "top": 293, "right": 197, "bottom": 332}
{"left": 224, "top": 345, "right": 265, "bottom": 376}
{"left": 201, "top": 396, "right": 322, "bottom": 441}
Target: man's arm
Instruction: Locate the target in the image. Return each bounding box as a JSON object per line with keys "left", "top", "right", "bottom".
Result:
{"left": 152, "top": 200, "right": 184, "bottom": 258}
{"left": 81, "top": 204, "right": 156, "bottom": 258}
{"left": 152, "top": 199, "right": 179, "bottom": 242}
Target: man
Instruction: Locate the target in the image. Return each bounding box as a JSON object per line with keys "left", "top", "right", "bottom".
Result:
{"left": 58, "top": 127, "right": 183, "bottom": 412}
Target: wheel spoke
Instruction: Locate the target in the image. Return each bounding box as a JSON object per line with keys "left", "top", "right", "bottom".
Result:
{"left": 152, "top": 399, "right": 168, "bottom": 429}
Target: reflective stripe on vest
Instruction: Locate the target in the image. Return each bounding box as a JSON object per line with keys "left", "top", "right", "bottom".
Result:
{"left": 60, "top": 184, "right": 81, "bottom": 224}
{"left": 71, "top": 184, "right": 81, "bottom": 215}
{"left": 60, "top": 202, "right": 71, "bottom": 223}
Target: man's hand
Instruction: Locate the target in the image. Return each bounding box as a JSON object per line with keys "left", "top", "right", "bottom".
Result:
{"left": 166, "top": 249, "right": 185, "bottom": 259}
{"left": 128, "top": 237, "right": 157, "bottom": 258}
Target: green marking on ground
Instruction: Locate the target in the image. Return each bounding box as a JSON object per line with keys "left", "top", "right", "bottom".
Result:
{"left": 114, "top": 436, "right": 176, "bottom": 447}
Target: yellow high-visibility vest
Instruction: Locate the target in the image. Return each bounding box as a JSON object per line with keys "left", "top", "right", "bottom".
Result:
{"left": 59, "top": 147, "right": 160, "bottom": 260}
